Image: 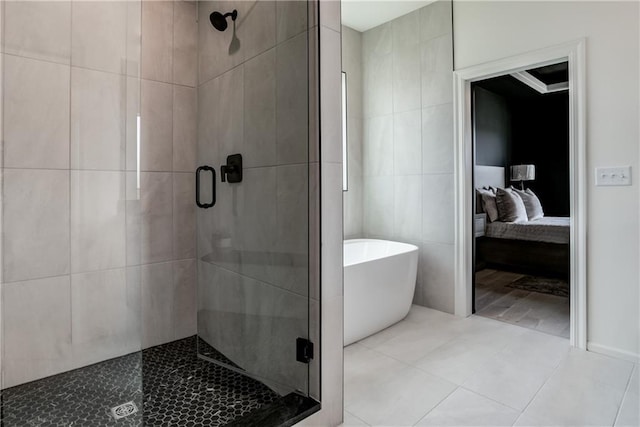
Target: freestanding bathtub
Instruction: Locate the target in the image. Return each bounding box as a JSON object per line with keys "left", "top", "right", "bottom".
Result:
{"left": 343, "top": 239, "right": 419, "bottom": 346}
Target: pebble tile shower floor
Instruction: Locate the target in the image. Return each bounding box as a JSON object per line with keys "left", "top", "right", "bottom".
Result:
{"left": 0, "top": 336, "right": 279, "bottom": 426}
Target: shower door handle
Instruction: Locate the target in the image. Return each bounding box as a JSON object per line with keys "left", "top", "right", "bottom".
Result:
{"left": 196, "top": 165, "right": 216, "bottom": 208}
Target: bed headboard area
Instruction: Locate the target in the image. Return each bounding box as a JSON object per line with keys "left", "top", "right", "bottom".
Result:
{"left": 475, "top": 165, "right": 505, "bottom": 189}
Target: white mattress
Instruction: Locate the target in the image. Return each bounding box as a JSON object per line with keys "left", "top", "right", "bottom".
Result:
{"left": 485, "top": 217, "right": 570, "bottom": 244}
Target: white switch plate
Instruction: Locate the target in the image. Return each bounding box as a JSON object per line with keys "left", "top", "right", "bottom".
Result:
{"left": 595, "top": 166, "right": 632, "bottom": 186}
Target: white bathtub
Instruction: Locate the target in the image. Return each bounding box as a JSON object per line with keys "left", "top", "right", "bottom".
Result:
{"left": 343, "top": 239, "right": 419, "bottom": 346}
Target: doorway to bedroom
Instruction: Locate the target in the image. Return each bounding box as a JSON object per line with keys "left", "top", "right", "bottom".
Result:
{"left": 472, "top": 62, "right": 571, "bottom": 339}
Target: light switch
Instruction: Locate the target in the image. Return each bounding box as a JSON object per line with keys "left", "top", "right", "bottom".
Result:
{"left": 595, "top": 166, "right": 632, "bottom": 186}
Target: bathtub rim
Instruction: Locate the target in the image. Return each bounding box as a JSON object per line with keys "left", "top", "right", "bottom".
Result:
{"left": 343, "top": 239, "right": 419, "bottom": 267}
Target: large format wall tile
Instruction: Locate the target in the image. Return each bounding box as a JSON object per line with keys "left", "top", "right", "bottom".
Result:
{"left": 173, "top": 1, "right": 197, "bottom": 87}
{"left": 394, "top": 175, "right": 422, "bottom": 242}
{"left": 415, "top": 242, "right": 454, "bottom": 312}
{"left": 421, "top": 33, "right": 454, "bottom": 108}
{"left": 276, "top": 1, "right": 308, "bottom": 43}
{"left": 2, "top": 276, "right": 72, "bottom": 388}
{"left": 420, "top": 0, "right": 452, "bottom": 42}
{"left": 342, "top": 26, "right": 364, "bottom": 239}
{"left": 173, "top": 85, "right": 197, "bottom": 172}
{"left": 71, "top": 171, "right": 126, "bottom": 273}
{"left": 363, "top": 53, "right": 392, "bottom": 117}
{"left": 422, "top": 103, "right": 454, "bottom": 174}
{"left": 1, "top": 0, "right": 200, "bottom": 388}
{"left": 273, "top": 164, "right": 309, "bottom": 296}
{"left": 240, "top": 0, "right": 277, "bottom": 61}
{"left": 125, "top": 173, "right": 142, "bottom": 266}
{"left": 196, "top": 75, "right": 219, "bottom": 167}
{"left": 362, "top": 22, "right": 392, "bottom": 64}
{"left": 197, "top": 261, "right": 308, "bottom": 391}
{"left": 320, "top": 27, "right": 342, "bottom": 164}
{"left": 71, "top": 268, "right": 140, "bottom": 367}
{"left": 141, "top": 79, "right": 173, "bottom": 171}
{"left": 244, "top": 49, "right": 277, "bottom": 168}
{"left": 173, "top": 259, "right": 197, "bottom": 339}
{"left": 4, "top": 0, "right": 71, "bottom": 64}
{"left": 276, "top": 32, "right": 308, "bottom": 165}
{"left": 126, "top": 1, "right": 142, "bottom": 77}
{"left": 71, "top": 67, "right": 125, "bottom": 170}
{"left": 321, "top": 163, "right": 344, "bottom": 300}
{"left": 393, "top": 44, "right": 421, "bottom": 113}
{"left": 392, "top": 9, "right": 420, "bottom": 49}
{"left": 125, "top": 76, "right": 141, "bottom": 172}
{"left": 3, "top": 169, "right": 70, "bottom": 283}
{"left": 364, "top": 175, "right": 394, "bottom": 239}
{"left": 197, "top": 65, "right": 245, "bottom": 176}
{"left": 141, "top": 0, "right": 173, "bottom": 83}
{"left": 393, "top": 110, "right": 422, "bottom": 176}
{"left": 4, "top": 55, "right": 70, "bottom": 169}
{"left": 237, "top": 167, "right": 278, "bottom": 284}
{"left": 72, "top": 1, "right": 128, "bottom": 74}
{"left": 359, "top": 0, "right": 454, "bottom": 312}
{"left": 173, "top": 173, "right": 196, "bottom": 260}
{"left": 141, "top": 262, "right": 174, "bottom": 348}
{"left": 363, "top": 115, "right": 393, "bottom": 176}
{"left": 141, "top": 172, "right": 174, "bottom": 264}
{"left": 422, "top": 173, "right": 454, "bottom": 244}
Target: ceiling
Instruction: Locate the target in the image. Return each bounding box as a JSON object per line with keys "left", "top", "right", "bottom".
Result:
{"left": 474, "top": 62, "right": 569, "bottom": 101}
{"left": 341, "top": 0, "right": 435, "bottom": 32}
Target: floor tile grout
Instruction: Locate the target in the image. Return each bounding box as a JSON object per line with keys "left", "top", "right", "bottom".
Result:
{"left": 344, "top": 305, "right": 638, "bottom": 427}
{"left": 612, "top": 363, "right": 637, "bottom": 427}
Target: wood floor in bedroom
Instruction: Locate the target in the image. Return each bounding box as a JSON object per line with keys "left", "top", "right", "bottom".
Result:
{"left": 475, "top": 269, "right": 570, "bottom": 338}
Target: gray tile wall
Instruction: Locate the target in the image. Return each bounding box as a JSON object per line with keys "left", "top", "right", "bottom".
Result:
{"left": 0, "top": 0, "right": 198, "bottom": 388}
{"left": 342, "top": 26, "right": 364, "bottom": 239}
{"left": 358, "top": 0, "right": 455, "bottom": 313}
{"left": 300, "top": 1, "right": 344, "bottom": 424}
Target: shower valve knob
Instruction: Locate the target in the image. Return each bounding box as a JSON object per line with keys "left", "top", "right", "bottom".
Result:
{"left": 221, "top": 154, "right": 243, "bottom": 183}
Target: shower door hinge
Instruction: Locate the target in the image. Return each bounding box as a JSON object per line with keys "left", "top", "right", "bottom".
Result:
{"left": 296, "top": 338, "right": 314, "bottom": 364}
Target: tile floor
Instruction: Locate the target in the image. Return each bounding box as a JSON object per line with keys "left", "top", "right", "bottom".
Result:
{"left": 342, "top": 305, "right": 639, "bottom": 426}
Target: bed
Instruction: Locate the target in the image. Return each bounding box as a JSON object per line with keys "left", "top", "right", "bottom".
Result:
{"left": 474, "top": 166, "right": 570, "bottom": 279}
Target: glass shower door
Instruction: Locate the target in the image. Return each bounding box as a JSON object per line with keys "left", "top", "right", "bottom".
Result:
{"left": 195, "top": 0, "right": 311, "bottom": 395}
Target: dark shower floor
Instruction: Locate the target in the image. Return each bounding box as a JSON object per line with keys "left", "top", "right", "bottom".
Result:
{"left": 0, "top": 336, "right": 279, "bottom": 426}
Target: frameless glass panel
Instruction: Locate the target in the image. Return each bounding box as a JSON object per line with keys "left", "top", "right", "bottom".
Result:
{"left": 1, "top": 1, "right": 144, "bottom": 424}
{"left": 196, "top": 0, "right": 311, "bottom": 395}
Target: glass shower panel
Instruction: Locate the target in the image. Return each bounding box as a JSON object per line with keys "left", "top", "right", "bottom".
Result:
{"left": 196, "top": 0, "right": 311, "bottom": 395}
{"left": 0, "top": 1, "right": 144, "bottom": 424}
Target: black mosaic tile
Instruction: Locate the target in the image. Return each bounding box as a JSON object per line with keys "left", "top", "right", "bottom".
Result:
{"left": 0, "top": 336, "right": 280, "bottom": 427}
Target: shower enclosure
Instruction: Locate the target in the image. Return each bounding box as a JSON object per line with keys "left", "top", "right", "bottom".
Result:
{"left": 0, "top": 1, "right": 319, "bottom": 425}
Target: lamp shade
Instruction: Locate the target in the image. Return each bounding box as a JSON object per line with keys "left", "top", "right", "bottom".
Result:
{"left": 510, "top": 164, "right": 535, "bottom": 181}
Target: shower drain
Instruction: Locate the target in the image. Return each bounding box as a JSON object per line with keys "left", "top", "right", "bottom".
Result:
{"left": 111, "top": 401, "right": 138, "bottom": 420}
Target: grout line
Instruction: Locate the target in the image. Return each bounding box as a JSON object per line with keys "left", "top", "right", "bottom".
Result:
{"left": 411, "top": 384, "right": 459, "bottom": 426}
{"left": 509, "top": 351, "right": 567, "bottom": 426}
{"left": 343, "top": 409, "right": 370, "bottom": 426}
{"left": 612, "top": 363, "right": 636, "bottom": 427}
{"left": 458, "top": 384, "right": 524, "bottom": 413}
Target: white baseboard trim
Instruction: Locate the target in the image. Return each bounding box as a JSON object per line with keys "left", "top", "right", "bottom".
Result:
{"left": 587, "top": 342, "right": 640, "bottom": 363}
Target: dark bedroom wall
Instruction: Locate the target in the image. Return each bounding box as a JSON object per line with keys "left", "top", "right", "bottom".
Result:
{"left": 473, "top": 86, "right": 511, "bottom": 168}
{"left": 473, "top": 77, "right": 569, "bottom": 217}
{"left": 510, "top": 93, "right": 569, "bottom": 216}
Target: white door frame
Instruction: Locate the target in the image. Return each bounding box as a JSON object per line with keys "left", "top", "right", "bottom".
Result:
{"left": 453, "top": 39, "right": 587, "bottom": 350}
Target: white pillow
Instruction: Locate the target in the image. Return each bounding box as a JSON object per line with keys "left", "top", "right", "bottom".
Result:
{"left": 511, "top": 187, "right": 544, "bottom": 220}
{"left": 496, "top": 188, "right": 528, "bottom": 223}
{"left": 479, "top": 190, "right": 499, "bottom": 222}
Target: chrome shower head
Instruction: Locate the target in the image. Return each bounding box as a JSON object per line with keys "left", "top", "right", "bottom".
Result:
{"left": 210, "top": 9, "right": 238, "bottom": 32}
